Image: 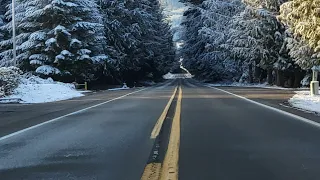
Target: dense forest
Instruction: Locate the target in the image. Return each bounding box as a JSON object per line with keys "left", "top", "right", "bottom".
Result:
{"left": 1, "top": 0, "right": 319, "bottom": 88}
{"left": 0, "top": 0, "right": 175, "bottom": 85}
{"left": 180, "top": 0, "right": 320, "bottom": 87}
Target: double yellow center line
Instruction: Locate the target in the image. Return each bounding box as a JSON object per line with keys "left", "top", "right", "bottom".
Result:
{"left": 160, "top": 86, "right": 182, "bottom": 180}
{"left": 141, "top": 86, "right": 182, "bottom": 180}
{"left": 151, "top": 87, "right": 178, "bottom": 139}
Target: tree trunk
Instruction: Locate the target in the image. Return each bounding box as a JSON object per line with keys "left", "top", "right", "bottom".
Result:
{"left": 254, "top": 66, "right": 261, "bottom": 83}
{"left": 276, "top": 70, "right": 285, "bottom": 87}
{"left": 248, "top": 63, "right": 253, "bottom": 83}
{"left": 267, "top": 69, "right": 273, "bottom": 85}
{"left": 293, "top": 70, "right": 304, "bottom": 88}
{"left": 288, "top": 72, "right": 294, "bottom": 88}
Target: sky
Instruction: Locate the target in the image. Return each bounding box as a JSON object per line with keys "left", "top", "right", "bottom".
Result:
{"left": 160, "top": 0, "right": 188, "bottom": 43}
{"left": 160, "top": 0, "right": 190, "bottom": 73}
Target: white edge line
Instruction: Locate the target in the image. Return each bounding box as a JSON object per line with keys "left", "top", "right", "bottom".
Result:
{"left": 205, "top": 85, "right": 320, "bottom": 129}
{"left": 0, "top": 88, "right": 147, "bottom": 141}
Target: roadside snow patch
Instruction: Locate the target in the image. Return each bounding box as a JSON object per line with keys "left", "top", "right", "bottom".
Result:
{"left": 108, "top": 83, "right": 130, "bottom": 91}
{"left": 5, "top": 76, "right": 84, "bottom": 103}
{"left": 163, "top": 73, "right": 175, "bottom": 79}
{"left": 289, "top": 91, "right": 320, "bottom": 114}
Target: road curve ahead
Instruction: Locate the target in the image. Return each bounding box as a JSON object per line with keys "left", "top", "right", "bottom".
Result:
{"left": 2, "top": 79, "right": 320, "bottom": 180}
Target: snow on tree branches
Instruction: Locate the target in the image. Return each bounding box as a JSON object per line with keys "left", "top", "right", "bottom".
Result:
{"left": 181, "top": 0, "right": 306, "bottom": 87}
{"left": 0, "top": 0, "right": 174, "bottom": 83}
{"left": 279, "top": 0, "right": 320, "bottom": 53}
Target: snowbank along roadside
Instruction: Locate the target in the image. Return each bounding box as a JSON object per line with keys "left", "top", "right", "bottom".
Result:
{"left": 2, "top": 76, "right": 84, "bottom": 104}
{"left": 289, "top": 91, "right": 320, "bottom": 114}
{"left": 209, "top": 82, "right": 320, "bottom": 116}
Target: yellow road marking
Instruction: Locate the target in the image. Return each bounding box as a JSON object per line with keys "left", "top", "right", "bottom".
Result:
{"left": 151, "top": 87, "right": 178, "bottom": 139}
{"left": 160, "top": 87, "right": 182, "bottom": 180}
{"left": 141, "top": 86, "right": 182, "bottom": 180}
{"left": 141, "top": 163, "right": 161, "bottom": 180}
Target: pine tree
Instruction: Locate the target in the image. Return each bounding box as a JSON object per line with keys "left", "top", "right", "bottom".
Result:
{"left": 278, "top": 0, "right": 320, "bottom": 71}
{"left": 0, "top": 15, "right": 5, "bottom": 52}
{"left": 0, "top": 0, "right": 10, "bottom": 15}
{"left": 138, "top": 0, "right": 175, "bottom": 79}
{"left": 226, "top": 3, "right": 284, "bottom": 83}
{"left": 286, "top": 35, "right": 319, "bottom": 69}
{"left": 180, "top": 7, "right": 205, "bottom": 78}
{"left": 98, "top": 0, "right": 174, "bottom": 84}
{"left": 279, "top": 0, "right": 320, "bottom": 53}
{"left": 0, "top": 15, "right": 5, "bottom": 66}
{"left": 181, "top": 0, "right": 244, "bottom": 81}
{"left": 0, "top": 0, "right": 11, "bottom": 67}
{"left": 0, "top": 0, "right": 108, "bottom": 81}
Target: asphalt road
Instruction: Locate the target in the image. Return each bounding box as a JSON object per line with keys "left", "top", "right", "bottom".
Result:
{"left": 0, "top": 81, "right": 176, "bottom": 179}
{"left": 2, "top": 79, "right": 320, "bottom": 180}
{"left": 180, "top": 79, "right": 320, "bottom": 180}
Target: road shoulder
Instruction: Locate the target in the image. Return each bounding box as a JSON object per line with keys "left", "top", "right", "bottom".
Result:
{"left": 213, "top": 86, "right": 320, "bottom": 124}
{"left": 0, "top": 88, "right": 144, "bottom": 138}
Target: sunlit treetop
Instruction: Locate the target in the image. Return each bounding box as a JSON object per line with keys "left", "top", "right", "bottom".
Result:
{"left": 278, "top": 0, "right": 320, "bottom": 52}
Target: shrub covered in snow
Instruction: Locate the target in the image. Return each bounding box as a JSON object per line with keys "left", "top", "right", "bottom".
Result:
{"left": 300, "top": 74, "right": 311, "bottom": 87}
{"left": 0, "top": 66, "right": 22, "bottom": 97}
{"left": 36, "top": 65, "right": 61, "bottom": 75}
{"left": 5, "top": 75, "right": 84, "bottom": 103}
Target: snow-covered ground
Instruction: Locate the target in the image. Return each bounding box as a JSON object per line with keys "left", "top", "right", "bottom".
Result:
{"left": 289, "top": 91, "right": 320, "bottom": 114}
{"left": 163, "top": 72, "right": 176, "bottom": 79}
{"left": 2, "top": 76, "right": 84, "bottom": 103}
{"left": 108, "top": 83, "right": 130, "bottom": 91}
{"left": 163, "top": 72, "right": 193, "bottom": 79}
{"left": 210, "top": 82, "right": 320, "bottom": 114}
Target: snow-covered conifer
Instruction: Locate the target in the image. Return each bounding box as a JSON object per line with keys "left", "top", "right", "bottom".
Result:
{"left": 181, "top": 0, "right": 244, "bottom": 81}
{"left": 279, "top": 0, "right": 320, "bottom": 53}
{"left": 0, "top": 0, "right": 108, "bottom": 81}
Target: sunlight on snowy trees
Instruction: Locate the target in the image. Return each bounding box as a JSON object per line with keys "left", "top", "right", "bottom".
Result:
{"left": 1, "top": 0, "right": 319, "bottom": 87}
{"left": 181, "top": 0, "right": 319, "bottom": 87}
{"left": 279, "top": 0, "right": 320, "bottom": 52}
{"left": 278, "top": 0, "right": 320, "bottom": 69}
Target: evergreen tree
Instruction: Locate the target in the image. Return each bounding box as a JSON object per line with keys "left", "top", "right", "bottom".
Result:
{"left": 286, "top": 35, "right": 319, "bottom": 69}
{"left": 279, "top": 0, "right": 320, "bottom": 54}
{"left": 279, "top": 0, "right": 320, "bottom": 70}
{"left": 0, "top": 0, "right": 10, "bottom": 15}
{"left": 0, "top": 0, "right": 108, "bottom": 81}
{"left": 98, "top": 0, "right": 174, "bottom": 84}
{"left": 226, "top": 6, "right": 283, "bottom": 83}
{"left": 181, "top": 0, "right": 305, "bottom": 87}
{"left": 0, "top": 0, "right": 11, "bottom": 67}
{"left": 0, "top": 15, "right": 5, "bottom": 52}
{"left": 181, "top": 0, "right": 244, "bottom": 81}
